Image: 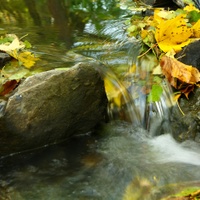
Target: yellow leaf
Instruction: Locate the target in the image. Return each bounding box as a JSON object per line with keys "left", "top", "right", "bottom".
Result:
{"left": 191, "top": 19, "right": 200, "bottom": 37}
{"left": 153, "top": 8, "right": 166, "bottom": 25}
{"left": 141, "top": 29, "right": 148, "bottom": 40}
{"left": 155, "top": 14, "right": 192, "bottom": 52}
{"left": 104, "top": 77, "right": 123, "bottom": 107}
{"left": 174, "top": 93, "right": 182, "bottom": 101}
{"left": 128, "top": 64, "right": 136, "bottom": 74}
{"left": 184, "top": 4, "right": 199, "bottom": 12}
{"left": 0, "top": 37, "right": 25, "bottom": 52}
{"left": 7, "top": 49, "right": 18, "bottom": 60}
{"left": 7, "top": 50, "right": 39, "bottom": 68}
{"left": 17, "top": 51, "right": 39, "bottom": 68}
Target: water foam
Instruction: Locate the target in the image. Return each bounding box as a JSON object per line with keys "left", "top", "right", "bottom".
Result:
{"left": 149, "top": 134, "right": 200, "bottom": 166}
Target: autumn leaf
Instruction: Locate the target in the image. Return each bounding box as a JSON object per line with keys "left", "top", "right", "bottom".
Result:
{"left": 8, "top": 50, "right": 39, "bottom": 69}
{"left": 0, "top": 34, "right": 38, "bottom": 69}
{"left": 191, "top": 19, "right": 200, "bottom": 37}
{"left": 154, "top": 9, "right": 176, "bottom": 23}
{"left": 104, "top": 76, "right": 124, "bottom": 107}
{"left": 6, "top": 49, "right": 18, "bottom": 60}
{"left": 0, "top": 80, "right": 19, "bottom": 96}
{"left": 180, "top": 84, "right": 195, "bottom": 99}
{"left": 0, "top": 34, "right": 41, "bottom": 97}
{"left": 160, "top": 55, "right": 200, "bottom": 88}
{"left": 184, "top": 4, "right": 200, "bottom": 12}
{"left": 17, "top": 51, "right": 39, "bottom": 68}
{"left": 153, "top": 9, "right": 167, "bottom": 25}
{"left": 160, "top": 55, "right": 200, "bottom": 86}
{"left": 0, "top": 37, "right": 25, "bottom": 52}
{"left": 155, "top": 14, "right": 192, "bottom": 52}
{"left": 163, "top": 187, "right": 200, "bottom": 200}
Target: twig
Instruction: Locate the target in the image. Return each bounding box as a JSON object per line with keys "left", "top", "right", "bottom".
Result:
{"left": 177, "top": 101, "right": 185, "bottom": 116}
{"left": 137, "top": 44, "right": 157, "bottom": 58}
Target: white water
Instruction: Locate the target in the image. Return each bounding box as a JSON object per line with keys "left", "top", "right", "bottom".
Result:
{"left": 149, "top": 134, "right": 200, "bottom": 166}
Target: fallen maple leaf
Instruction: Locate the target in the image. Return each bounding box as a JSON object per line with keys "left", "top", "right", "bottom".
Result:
{"left": 184, "top": 4, "right": 200, "bottom": 12}
{"left": 191, "top": 19, "right": 200, "bottom": 37}
{"left": 17, "top": 51, "right": 39, "bottom": 68}
{"left": 8, "top": 50, "right": 39, "bottom": 69}
{"left": 179, "top": 84, "right": 195, "bottom": 99}
{"left": 160, "top": 55, "right": 200, "bottom": 88}
{"left": 0, "top": 37, "right": 25, "bottom": 52}
{"left": 0, "top": 80, "right": 19, "bottom": 96}
{"left": 155, "top": 14, "right": 192, "bottom": 52}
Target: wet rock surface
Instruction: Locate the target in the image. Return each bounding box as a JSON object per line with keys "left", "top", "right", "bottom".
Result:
{"left": 171, "top": 88, "right": 200, "bottom": 142}
{"left": 0, "top": 52, "right": 12, "bottom": 68}
{"left": 171, "top": 41, "right": 200, "bottom": 142}
{"left": 175, "top": 40, "right": 200, "bottom": 70}
{"left": 0, "top": 62, "right": 108, "bottom": 156}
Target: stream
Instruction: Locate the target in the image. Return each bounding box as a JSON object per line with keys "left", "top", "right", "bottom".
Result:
{"left": 0, "top": 1, "right": 200, "bottom": 199}
{"left": 1, "top": 122, "right": 200, "bottom": 199}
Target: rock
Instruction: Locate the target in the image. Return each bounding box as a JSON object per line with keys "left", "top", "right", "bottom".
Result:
{"left": 0, "top": 62, "right": 108, "bottom": 156}
{"left": 171, "top": 87, "right": 200, "bottom": 142}
{"left": 170, "top": 41, "right": 200, "bottom": 141}
{"left": 152, "top": 0, "right": 183, "bottom": 9}
{"left": 175, "top": 40, "right": 200, "bottom": 70}
{"left": 0, "top": 52, "right": 12, "bottom": 68}
{"left": 0, "top": 184, "right": 12, "bottom": 200}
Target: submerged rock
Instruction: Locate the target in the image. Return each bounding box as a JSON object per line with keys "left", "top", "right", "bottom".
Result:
{"left": 0, "top": 62, "right": 108, "bottom": 156}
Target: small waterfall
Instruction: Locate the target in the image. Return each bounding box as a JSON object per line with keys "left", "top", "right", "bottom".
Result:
{"left": 72, "top": 16, "right": 177, "bottom": 133}
{"left": 97, "top": 65, "right": 142, "bottom": 125}
{"left": 125, "top": 52, "right": 176, "bottom": 133}
{"left": 104, "top": 58, "right": 175, "bottom": 133}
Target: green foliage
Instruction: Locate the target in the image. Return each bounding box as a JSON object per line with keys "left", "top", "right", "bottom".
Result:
{"left": 175, "top": 187, "right": 199, "bottom": 197}
{"left": 0, "top": 36, "right": 14, "bottom": 44}
{"left": 187, "top": 10, "right": 200, "bottom": 22}
{"left": 162, "top": 187, "right": 200, "bottom": 199}
{"left": 148, "top": 76, "right": 163, "bottom": 102}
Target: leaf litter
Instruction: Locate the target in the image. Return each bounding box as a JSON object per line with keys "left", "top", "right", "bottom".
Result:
{"left": 0, "top": 34, "right": 40, "bottom": 96}
{"left": 126, "top": 3, "right": 200, "bottom": 103}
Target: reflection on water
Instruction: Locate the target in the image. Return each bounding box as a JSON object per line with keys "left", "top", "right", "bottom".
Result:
{"left": 1, "top": 122, "right": 200, "bottom": 200}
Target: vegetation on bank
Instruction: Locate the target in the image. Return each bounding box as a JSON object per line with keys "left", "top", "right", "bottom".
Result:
{"left": 126, "top": 3, "right": 200, "bottom": 101}
{"left": 0, "top": 1, "right": 200, "bottom": 104}
{"left": 0, "top": 34, "right": 40, "bottom": 96}
{"left": 0, "top": 0, "right": 122, "bottom": 98}
{"left": 123, "top": 176, "right": 200, "bottom": 199}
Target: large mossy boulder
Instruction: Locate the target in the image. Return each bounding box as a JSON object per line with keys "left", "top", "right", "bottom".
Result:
{"left": 0, "top": 62, "right": 108, "bottom": 156}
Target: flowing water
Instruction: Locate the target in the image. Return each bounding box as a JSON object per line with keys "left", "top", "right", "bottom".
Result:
{"left": 0, "top": 1, "right": 200, "bottom": 199}
{"left": 1, "top": 123, "right": 200, "bottom": 200}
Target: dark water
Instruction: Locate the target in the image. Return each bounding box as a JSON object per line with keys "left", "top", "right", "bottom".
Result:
{"left": 1, "top": 122, "right": 200, "bottom": 200}
{"left": 1, "top": 1, "right": 200, "bottom": 199}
